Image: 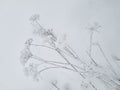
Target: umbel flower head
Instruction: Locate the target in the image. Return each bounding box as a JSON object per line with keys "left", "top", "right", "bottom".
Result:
{"left": 42, "top": 29, "right": 57, "bottom": 45}
{"left": 29, "top": 14, "right": 40, "bottom": 22}
{"left": 24, "top": 63, "right": 40, "bottom": 81}
{"left": 25, "top": 38, "right": 33, "bottom": 48}
{"left": 20, "top": 47, "right": 33, "bottom": 66}
{"left": 30, "top": 15, "right": 57, "bottom": 47}
{"left": 87, "top": 22, "right": 101, "bottom": 32}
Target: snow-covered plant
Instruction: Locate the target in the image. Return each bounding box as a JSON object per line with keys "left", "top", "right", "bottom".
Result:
{"left": 20, "top": 14, "right": 120, "bottom": 90}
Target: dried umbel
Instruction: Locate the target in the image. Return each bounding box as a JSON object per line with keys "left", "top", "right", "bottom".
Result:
{"left": 20, "top": 47, "right": 33, "bottom": 66}
{"left": 29, "top": 14, "right": 40, "bottom": 22}
{"left": 25, "top": 38, "right": 33, "bottom": 45}
{"left": 24, "top": 63, "right": 40, "bottom": 81}
{"left": 30, "top": 15, "right": 57, "bottom": 48}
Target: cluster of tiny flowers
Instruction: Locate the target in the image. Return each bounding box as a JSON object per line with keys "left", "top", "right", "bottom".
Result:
{"left": 30, "top": 14, "right": 57, "bottom": 47}
{"left": 29, "top": 14, "right": 40, "bottom": 22}
{"left": 24, "top": 63, "right": 40, "bottom": 81}
{"left": 20, "top": 47, "right": 33, "bottom": 66}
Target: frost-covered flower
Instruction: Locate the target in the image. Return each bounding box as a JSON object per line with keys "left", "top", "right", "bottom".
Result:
{"left": 44, "top": 29, "right": 56, "bottom": 39}
{"left": 30, "top": 15, "right": 57, "bottom": 47}
{"left": 33, "top": 27, "right": 57, "bottom": 47}
{"left": 87, "top": 22, "right": 101, "bottom": 32}
{"left": 24, "top": 63, "right": 40, "bottom": 81}
{"left": 43, "top": 29, "right": 57, "bottom": 46}
{"left": 29, "top": 14, "right": 40, "bottom": 22}
{"left": 25, "top": 38, "right": 33, "bottom": 48}
{"left": 20, "top": 48, "right": 33, "bottom": 66}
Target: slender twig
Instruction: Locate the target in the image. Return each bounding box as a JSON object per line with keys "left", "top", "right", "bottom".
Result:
{"left": 31, "top": 55, "right": 73, "bottom": 69}
{"left": 86, "top": 51, "right": 98, "bottom": 66}
{"left": 55, "top": 48, "right": 98, "bottom": 90}
{"left": 31, "top": 55, "right": 84, "bottom": 70}
{"left": 31, "top": 21, "right": 45, "bottom": 33}
{"left": 31, "top": 43, "right": 86, "bottom": 70}
{"left": 31, "top": 55, "right": 87, "bottom": 75}
{"left": 89, "top": 82, "right": 98, "bottom": 90}
{"left": 48, "top": 61, "right": 84, "bottom": 70}
{"left": 64, "top": 45, "right": 87, "bottom": 65}
{"left": 32, "top": 54, "right": 98, "bottom": 90}
{"left": 35, "top": 20, "right": 46, "bottom": 31}
{"left": 55, "top": 48, "right": 85, "bottom": 78}
{"left": 89, "top": 31, "right": 93, "bottom": 57}
{"left": 51, "top": 82, "right": 61, "bottom": 90}
{"left": 64, "top": 46, "right": 78, "bottom": 59}
{"left": 31, "top": 44, "right": 55, "bottom": 50}
{"left": 94, "top": 43, "right": 117, "bottom": 75}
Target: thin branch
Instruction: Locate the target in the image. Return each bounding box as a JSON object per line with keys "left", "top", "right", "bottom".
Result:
{"left": 31, "top": 55, "right": 69, "bottom": 68}
{"left": 31, "top": 55, "right": 84, "bottom": 70}
{"left": 51, "top": 82, "right": 61, "bottom": 90}
{"left": 31, "top": 55, "right": 86, "bottom": 74}
{"left": 30, "top": 44, "right": 55, "bottom": 50}
{"left": 31, "top": 43, "right": 87, "bottom": 69}
{"left": 55, "top": 48, "right": 85, "bottom": 79}
{"left": 49, "top": 60, "right": 85, "bottom": 70}
{"left": 89, "top": 82, "right": 98, "bottom": 90}
{"left": 38, "top": 66, "right": 76, "bottom": 74}
{"left": 86, "top": 51, "right": 98, "bottom": 66}
{"left": 64, "top": 45, "right": 87, "bottom": 65}
{"left": 35, "top": 20, "right": 46, "bottom": 31}
{"left": 64, "top": 46, "right": 78, "bottom": 59}
{"left": 89, "top": 31, "right": 93, "bottom": 57}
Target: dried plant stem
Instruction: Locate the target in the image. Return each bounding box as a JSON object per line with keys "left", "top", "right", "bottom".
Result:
{"left": 38, "top": 66, "right": 75, "bottom": 74}
{"left": 33, "top": 52, "right": 98, "bottom": 90}
{"left": 65, "top": 45, "right": 87, "bottom": 65}
{"left": 31, "top": 44, "right": 55, "bottom": 50}
{"left": 89, "top": 31, "right": 93, "bottom": 57}
{"left": 55, "top": 48, "right": 85, "bottom": 79}
{"left": 51, "top": 82, "right": 61, "bottom": 90}
{"left": 55, "top": 48, "right": 99, "bottom": 90}
{"left": 86, "top": 51, "right": 98, "bottom": 66}
{"left": 95, "top": 43, "right": 117, "bottom": 75}
{"left": 31, "top": 43, "right": 86, "bottom": 70}
{"left": 89, "top": 82, "right": 98, "bottom": 90}
{"left": 32, "top": 20, "right": 45, "bottom": 31}
{"left": 47, "top": 61, "right": 84, "bottom": 70}
{"left": 31, "top": 55, "right": 84, "bottom": 71}
{"left": 87, "top": 31, "right": 98, "bottom": 66}
{"left": 31, "top": 43, "right": 86, "bottom": 66}
{"left": 31, "top": 55, "right": 90, "bottom": 75}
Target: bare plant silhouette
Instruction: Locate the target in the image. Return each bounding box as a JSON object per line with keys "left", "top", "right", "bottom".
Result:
{"left": 20, "top": 14, "right": 120, "bottom": 90}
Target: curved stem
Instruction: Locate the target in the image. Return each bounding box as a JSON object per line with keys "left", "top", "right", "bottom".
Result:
{"left": 86, "top": 51, "right": 98, "bottom": 66}
{"left": 31, "top": 55, "right": 84, "bottom": 70}
{"left": 31, "top": 44, "right": 55, "bottom": 50}
{"left": 38, "top": 66, "right": 76, "bottom": 74}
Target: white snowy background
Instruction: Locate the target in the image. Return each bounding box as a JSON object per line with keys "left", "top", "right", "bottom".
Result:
{"left": 0, "top": 0, "right": 120, "bottom": 90}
